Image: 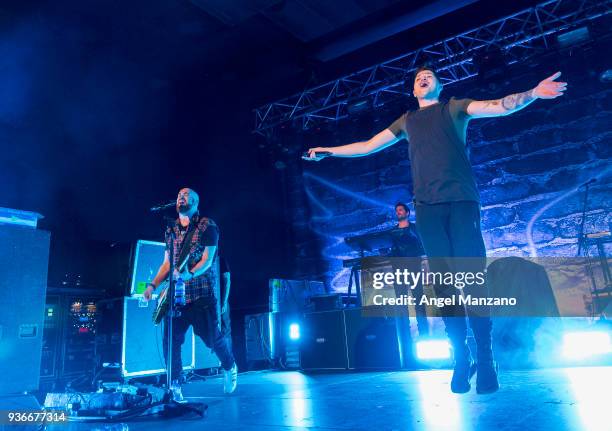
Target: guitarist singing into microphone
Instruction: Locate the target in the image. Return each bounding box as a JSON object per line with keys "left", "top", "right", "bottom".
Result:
{"left": 144, "top": 188, "right": 237, "bottom": 400}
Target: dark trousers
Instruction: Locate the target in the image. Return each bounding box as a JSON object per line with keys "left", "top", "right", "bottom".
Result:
{"left": 221, "top": 307, "right": 234, "bottom": 366}
{"left": 221, "top": 306, "right": 231, "bottom": 337}
{"left": 415, "top": 201, "right": 493, "bottom": 362}
{"left": 163, "top": 295, "right": 235, "bottom": 381}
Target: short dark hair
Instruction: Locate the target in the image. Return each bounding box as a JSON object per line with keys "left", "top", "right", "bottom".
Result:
{"left": 413, "top": 65, "right": 439, "bottom": 83}
{"left": 395, "top": 202, "right": 410, "bottom": 214}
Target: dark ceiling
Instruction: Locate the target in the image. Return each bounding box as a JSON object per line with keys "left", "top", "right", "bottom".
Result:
{"left": 0, "top": 0, "right": 544, "bottom": 287}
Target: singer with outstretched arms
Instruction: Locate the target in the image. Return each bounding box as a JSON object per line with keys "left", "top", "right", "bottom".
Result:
{"left": 144, "top": 188, "right": 237, "bottom": 400}
{"left": 306, "top": 66, "right": 567, "bottom": 394}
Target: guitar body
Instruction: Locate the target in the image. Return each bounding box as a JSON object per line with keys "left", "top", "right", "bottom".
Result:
{"left": 152, "top": 253, "right": 190, "bottom": 325}
{"left": 152, "top": 283, "right": 169, "bottom": 325}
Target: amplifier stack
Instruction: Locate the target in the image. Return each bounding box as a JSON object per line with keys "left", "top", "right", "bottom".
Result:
{"left": 246, "top": 278, "right": 403, "bottom": 371}
{"left": 300, "top": 309, "right": 402, "bottom": 371}
{"left": 245, "top": 309, "right": 404, "bottom": 371}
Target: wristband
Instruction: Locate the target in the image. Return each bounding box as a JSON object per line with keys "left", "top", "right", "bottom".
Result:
{"left": 146, "top": 282, "right": 156, "bottom": 291}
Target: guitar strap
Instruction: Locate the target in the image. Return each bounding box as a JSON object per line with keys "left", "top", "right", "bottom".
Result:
{"left": 175, "top": 215, "right": 199, "bottom": 271}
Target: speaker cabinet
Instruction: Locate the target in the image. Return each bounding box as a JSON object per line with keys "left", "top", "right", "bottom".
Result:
{"left": 269, "top": 279, "right": 325, "bottom": 313}
{"left": 245, "top": 312, "right": 274, "bottom": 363}
{"left": 130, "top": 240, "right": 166, "bottom": 296}
{"left": 96, "top": 297, "right": 219, "bottom": 378}
{"left": 300, "top": 310, "right": 348, "bottom": 370}
{"left": 344, "top": 309, "right": 401, "bottom": 370}
{"left": 40, "top": 295, "right": 62, "bottom": 379}
{"left": 0, "top": 225, "right": 50, "bottom": 395}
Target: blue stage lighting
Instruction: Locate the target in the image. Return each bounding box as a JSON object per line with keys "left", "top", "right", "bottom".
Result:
{"left": 562, "top": 331, "right": 612, "bottom": 359}
{"left": 416, "top": 339, "right": 451, "bottom": 360}
{"left": 289, "top": 323, "right": 300, "bottom": 340}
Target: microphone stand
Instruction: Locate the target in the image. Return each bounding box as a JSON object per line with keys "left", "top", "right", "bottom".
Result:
{"left": 576, "top": 181, "right": 591, "bottom": 257}
{"left": 165, "top": 217, "right": 177, "bottom": 394}
{"left": 151, "top": 213, "right": 206, "bottom": 418}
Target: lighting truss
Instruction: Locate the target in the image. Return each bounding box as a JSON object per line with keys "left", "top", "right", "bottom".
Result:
{"left": 254, "top": 0, "right": 612, "bottom": 134}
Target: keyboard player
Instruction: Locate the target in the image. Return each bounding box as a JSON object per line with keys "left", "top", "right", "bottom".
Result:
{"left": 390, "top": 202, "right": 430, "bottom": 337}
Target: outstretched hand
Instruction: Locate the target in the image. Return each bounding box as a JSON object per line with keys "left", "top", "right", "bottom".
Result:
{"left": 533, "top": 72, "right": 567, "bottom": 99}
{"left": 302, "top": 147, "right": 330, "bottom": 161}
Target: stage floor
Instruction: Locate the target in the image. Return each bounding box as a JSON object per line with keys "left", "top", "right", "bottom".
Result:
{"left": 48, "top": 366, "right": 611, "bottom": 431}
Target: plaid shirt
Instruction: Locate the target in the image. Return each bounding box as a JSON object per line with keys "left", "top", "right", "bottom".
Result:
{"left": 165, "top": 215, "right": 219, "bottom": 304}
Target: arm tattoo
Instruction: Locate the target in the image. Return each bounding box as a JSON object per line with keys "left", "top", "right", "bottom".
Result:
{"left": 501, "top": 89, "right": 536, "bottom": 112}
{"left": 481, "top": 100, "right": 500, "bottom": 108}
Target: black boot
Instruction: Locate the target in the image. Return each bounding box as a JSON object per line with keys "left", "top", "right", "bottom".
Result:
{"left": 470, "top": 317, "right": 499, "bottom": 394}
{"left": 450, "top": 342, "right": 476, "bottom": 394}
{"left": 476, "top": 360, "right": 499, "bottom": 394}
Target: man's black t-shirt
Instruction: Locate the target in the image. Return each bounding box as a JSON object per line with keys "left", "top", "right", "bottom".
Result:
{"left": 390, "top": 224, "right": 425, "bottom": 258}
{"left": 388, "top": 97, "right": 479, "bottom": 204}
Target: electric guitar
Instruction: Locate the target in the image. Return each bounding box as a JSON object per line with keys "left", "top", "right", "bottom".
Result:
{"left": 152, "top": 253, "right": 190, "bottom": 325}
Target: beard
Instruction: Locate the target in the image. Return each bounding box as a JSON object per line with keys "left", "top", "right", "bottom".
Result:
{"left": 397, "top": 214, "right": 408, "bottom": 221}
{"left": 177, "top": 202, "right": 192, "bottom": 215}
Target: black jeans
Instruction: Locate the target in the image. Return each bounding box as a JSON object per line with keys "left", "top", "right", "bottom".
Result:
{"left": 221, "top": 306, "right": 231, "bottom": 337}
{"left": 163, "top": 295, "right": 235, "bottom": 381}
{"left": 415, "top": 201, "right": 493, "bottom": 362}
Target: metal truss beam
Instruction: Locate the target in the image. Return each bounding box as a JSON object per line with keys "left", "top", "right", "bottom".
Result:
{"left": 254, "top": 0, "right": 611, "bottom": 134}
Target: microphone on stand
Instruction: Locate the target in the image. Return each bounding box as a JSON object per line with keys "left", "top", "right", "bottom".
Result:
{"left": 150, "top": 201, "right": 175, "bottom": 212}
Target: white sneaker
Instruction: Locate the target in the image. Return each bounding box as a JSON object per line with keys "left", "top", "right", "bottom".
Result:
{"left": 170, "top": 380, "right": 184, "bottom": 402}
{"left": 223, "top": 363, "right": 237, "bottom": 394}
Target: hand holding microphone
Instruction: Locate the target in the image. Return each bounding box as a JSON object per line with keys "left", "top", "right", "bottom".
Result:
{"left": 302, "top": 148, "right": 332, "bottom": 161}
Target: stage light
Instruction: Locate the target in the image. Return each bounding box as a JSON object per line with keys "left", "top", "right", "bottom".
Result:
{"left": 557, "top": 26, "right": 590, "bottom": 49}
{"left": 289, "top": 323, "right": 300, "bottom": 340}
{"left": 416, "top": 339, "right": 451, "bottom": 360}
{"left": 562, "top": 331, "right": 612, "bottom": 359}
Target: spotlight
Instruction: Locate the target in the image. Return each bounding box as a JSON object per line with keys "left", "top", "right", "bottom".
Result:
{"left": 557, "top": 26, "right": 590, "bottom": 49}
{"left": 289, "top": 323, "right": 300, "bottom": 341}
{"left": 562, "top": 331, "right": 612, "bottom": 359}
{"left": 416, "top": 339, "right": 451, "bottom": 360}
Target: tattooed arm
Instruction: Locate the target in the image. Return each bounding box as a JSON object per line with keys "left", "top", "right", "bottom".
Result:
{"left": 467, "top": 72, "right": 567, "bottom": 118}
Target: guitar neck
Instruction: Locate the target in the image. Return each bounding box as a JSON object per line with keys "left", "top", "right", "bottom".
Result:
{"left": 175, "top": 253, "right": 191, "bottom": 274}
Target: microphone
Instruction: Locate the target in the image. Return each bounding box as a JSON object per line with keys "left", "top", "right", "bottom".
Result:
{"left": 150, "top": 201, "right": 175, "bottom": 212}
{"left": 302, "top": 150, "right": 332, "bottom": 160}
